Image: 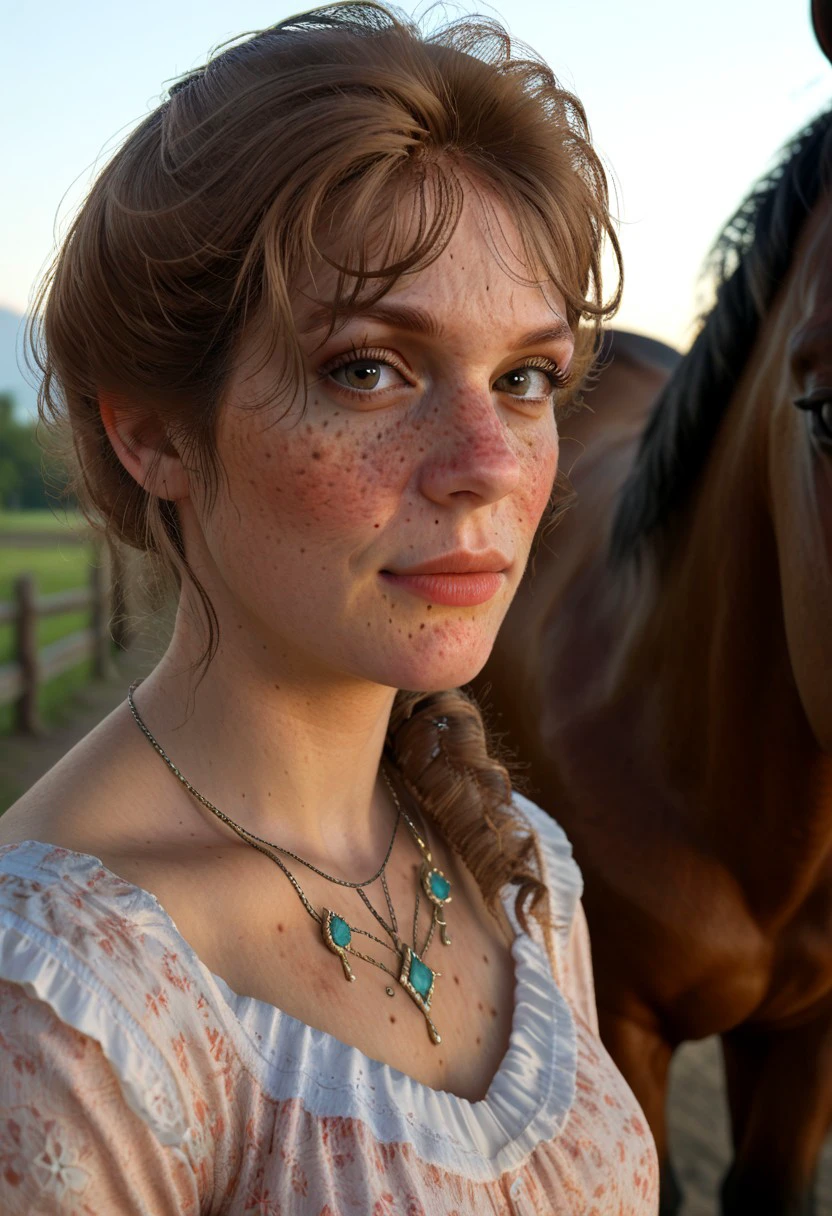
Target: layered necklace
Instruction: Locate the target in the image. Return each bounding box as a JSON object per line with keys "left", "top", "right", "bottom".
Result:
{"left": 126, "top": 681, "right": 453, "bottom": 1044}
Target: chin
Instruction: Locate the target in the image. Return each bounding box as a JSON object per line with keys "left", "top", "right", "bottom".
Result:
{"left": 375, "top": 637, "right": 498, "bottom": 695}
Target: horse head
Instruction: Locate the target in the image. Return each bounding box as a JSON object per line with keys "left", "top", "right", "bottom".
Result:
{"left": 767, "top": 179, "right": 832, "bottom": 752}
{"left": 610, "top": 97, "right": 832, "bottom": 757}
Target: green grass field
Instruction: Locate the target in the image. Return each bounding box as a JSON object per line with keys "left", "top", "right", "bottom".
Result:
{"left": 0, "top": 510, "right": 100, "bottom": 733}
{"left": 0, "top": 508, "right": 86, "bottom": 534}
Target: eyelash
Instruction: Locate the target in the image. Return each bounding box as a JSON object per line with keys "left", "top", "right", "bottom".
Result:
{"left": 318, "top": 345, "right": 570, "bottom": 400}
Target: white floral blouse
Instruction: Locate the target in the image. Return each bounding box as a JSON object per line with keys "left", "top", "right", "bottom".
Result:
{"left": 0, "top": 792, "right": 658, "bottom": 1215}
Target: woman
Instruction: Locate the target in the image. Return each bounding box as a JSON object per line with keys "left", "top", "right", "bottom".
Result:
{"left": 0, "top": 4, "right": 657, "bottom": 1213}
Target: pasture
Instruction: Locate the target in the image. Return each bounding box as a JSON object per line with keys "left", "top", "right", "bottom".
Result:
{"left": 0, "top": 510, "right": 97, "bottom": 736}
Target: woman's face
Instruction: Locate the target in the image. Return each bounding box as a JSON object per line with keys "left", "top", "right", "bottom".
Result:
{"left": 186, "top": 192, "right": 571, "bottom": 692}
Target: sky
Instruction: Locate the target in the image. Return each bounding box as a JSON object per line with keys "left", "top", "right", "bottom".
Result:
{"left": 1, "top": 0, "right": 829, "bottom": 356}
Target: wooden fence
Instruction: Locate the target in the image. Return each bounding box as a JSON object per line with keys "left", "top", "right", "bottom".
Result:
{"left": 0, "top": 534, "right": 130, "bottom": 735}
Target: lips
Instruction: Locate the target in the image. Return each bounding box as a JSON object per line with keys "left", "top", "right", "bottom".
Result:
{"left": 381, "top": 549, "right": 511, "bottom": 576}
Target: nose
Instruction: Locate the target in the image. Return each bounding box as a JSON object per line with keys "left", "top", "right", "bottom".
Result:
{"left": 416, "top": 385, "right": 523, "bottom": 507}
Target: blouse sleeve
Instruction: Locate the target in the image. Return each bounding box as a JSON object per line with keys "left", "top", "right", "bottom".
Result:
{"left": 558, "top": 898, "right": 600, "bottom": 1035}
{"left": 0, "top": 979, "right": 199, "bottom": 1215}
{"left": 510, "top": 790, "right": 601, "bottom": 1035}
{"left": 0, "top": 844, "right": 238, "bottom": 1215}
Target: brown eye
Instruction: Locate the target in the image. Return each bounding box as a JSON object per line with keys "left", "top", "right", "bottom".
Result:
{"left": 494, "top": 366, "right": 562, "bottom": 398}
{"left": 331, "top": 360, "right": 382, "bottom": 390}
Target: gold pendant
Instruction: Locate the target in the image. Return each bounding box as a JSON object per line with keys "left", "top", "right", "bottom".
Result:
{"left": 398, "top": 944, "right": 441, "bottom": 1044}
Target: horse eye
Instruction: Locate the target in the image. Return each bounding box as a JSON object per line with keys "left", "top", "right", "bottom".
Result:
{"left": 793, "top": 392, "right": 832, "bottom": 445}
{"left": 821, "top": 400, "right": 832, "bottom": 440}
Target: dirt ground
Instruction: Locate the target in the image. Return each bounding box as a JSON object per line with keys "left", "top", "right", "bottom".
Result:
{"left": 1, "top": 669, "right": 831, "bottom": 1215}
{"left": 668, "top": 1037, "right": 832, "bottom": 1214}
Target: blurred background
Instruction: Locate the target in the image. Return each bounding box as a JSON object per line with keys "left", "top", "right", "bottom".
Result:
{"left": 0, "top": 3, "right": 829, "bottom": 1210}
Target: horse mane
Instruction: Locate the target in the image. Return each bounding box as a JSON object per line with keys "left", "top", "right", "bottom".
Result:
{"left": 609, "top": 104, "right": 832, "bottom": 567}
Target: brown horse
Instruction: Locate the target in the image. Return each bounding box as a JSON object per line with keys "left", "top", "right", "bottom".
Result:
{"left": 473, "top": 11, "right": 832, "bottom": 1216}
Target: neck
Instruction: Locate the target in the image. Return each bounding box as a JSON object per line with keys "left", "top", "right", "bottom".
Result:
{"left": 614, "top": 355, "right": 832, "bottom": 911}
{"left": 134, "top": 593, "right": 400, "bottom": 874}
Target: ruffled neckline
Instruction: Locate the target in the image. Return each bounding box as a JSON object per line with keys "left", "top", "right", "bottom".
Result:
{"left": 0, "top": 797, "right": 581, "bottom": 1179}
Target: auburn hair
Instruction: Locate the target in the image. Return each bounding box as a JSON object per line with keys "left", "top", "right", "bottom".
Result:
{"left": 29, "top": 1, "right": 621, "bottom": 949}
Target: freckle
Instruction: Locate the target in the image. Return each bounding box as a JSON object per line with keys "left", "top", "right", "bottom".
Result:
{"left": 483, "top": 954, "right": 489, "bottom": 963}
{"left": 265, "top": 452, "right": 272, "bottom": 459}
{"left": 427, "top": 605, "right": 432, "bottom": 611}
{"left": 323, "top": 420, "right": 329, "bottom": 428}
{"left": 262, "top": 644, "right": 267, "bottom": 650}
{"left": 454, "top": 975, "right": 460, "bottom": 985}
{"left": 490, "top": 1006, "right": 498, "bottom": 1018}
{"left": 277, "top": 923, "right": 285, "bottom": 933}
{"left": 420, "top": 623, "right": 425, "bottom": 630}
{"left": 408, "top": 633, "right": 412, "bottom": 638}
{"left": 300, "top": 547, "right": 306, "bottom": 553}
{"left": 312, "top": 450, "right": 322, "bottom": 460}
{"left": 478, "top": 1001, "right": 484, "bottom": 1011}
{"left": 388, "top": 617, "right": 393, "bottom": 623}
{"left": 486, "top": 285, "right": 489, "bottom": 291}
{"left": 389, "top": 1015, "right": 396, "bottom": 1024}
{"left": 476, "top": 1036, "right": 481, "bottom": 1045}
{"left": 335, "top": 430, "right": 342, "bottom": 438}
{"left": 274, "top": 684, "right": 280, "bottom": 690}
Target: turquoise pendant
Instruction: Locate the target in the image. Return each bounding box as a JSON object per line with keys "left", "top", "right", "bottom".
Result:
{"left": 421, "top": 861, "right": 452, "bottom": 906}
{"left": 321, "top": 908, "right": 356, "bottom": 982}
{"left": 420, "top": 861, "right": 453, "bottom": 944}
{"left": 398, "top": 944, "right": 442, "bottom": 1044}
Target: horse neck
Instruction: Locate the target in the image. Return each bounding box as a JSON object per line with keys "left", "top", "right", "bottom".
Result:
{"left": 614, "top": 320, "right": 832, "bottom": 901}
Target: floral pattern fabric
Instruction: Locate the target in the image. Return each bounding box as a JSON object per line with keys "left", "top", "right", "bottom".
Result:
{"left": 0, "top": 794, "right": 658, "bottom": 1215}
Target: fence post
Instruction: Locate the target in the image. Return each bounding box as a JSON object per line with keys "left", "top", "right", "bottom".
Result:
{"left": 90, "top": 549, "right": 112, "bottom": 680}
{"left": 14, "top": 574, "right": 39, "bottom": 735}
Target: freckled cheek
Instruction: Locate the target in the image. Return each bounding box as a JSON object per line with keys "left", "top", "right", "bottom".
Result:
{"left": 233, "top": 429, "right": 403, "bottom": 533}
{"left": 516, "top": 430, "right": 559, "bottom": 526}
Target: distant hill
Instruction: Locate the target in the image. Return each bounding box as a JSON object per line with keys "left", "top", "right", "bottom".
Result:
{"left": 0, "top": 308, "right": 39, "bottom": 421}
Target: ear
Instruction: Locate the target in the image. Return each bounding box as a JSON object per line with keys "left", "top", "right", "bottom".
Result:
{"left": 812, "top": 0, "right": 832, "bottom": 64}
{"left": 98, "top": 391, "right": 191, "bottom": 502}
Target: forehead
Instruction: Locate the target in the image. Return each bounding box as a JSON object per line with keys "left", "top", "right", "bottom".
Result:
{"left": 293, "top": 188, "right": 570, "bottom": 341}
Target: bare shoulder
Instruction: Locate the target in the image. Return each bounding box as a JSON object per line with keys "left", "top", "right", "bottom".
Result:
{"left": 0, "top": 700, "right": 167, "bottom": 856}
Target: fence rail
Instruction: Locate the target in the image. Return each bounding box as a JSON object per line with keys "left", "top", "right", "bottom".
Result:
{"left": 0, "top": 541, "right": 129, "bottom": 734}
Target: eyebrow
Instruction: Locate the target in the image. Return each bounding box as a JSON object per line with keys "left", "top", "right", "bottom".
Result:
{"left": 300, "top": 300, "right": 574, "bottom": 349}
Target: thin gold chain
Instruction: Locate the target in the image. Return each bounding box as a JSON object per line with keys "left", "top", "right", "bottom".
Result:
{"left": 125, "top": 680, "right": 442, "bottom": 981}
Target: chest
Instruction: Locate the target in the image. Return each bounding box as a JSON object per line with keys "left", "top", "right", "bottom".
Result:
{"left": 142, "top": 842, "right": 520, "bottom": 1102}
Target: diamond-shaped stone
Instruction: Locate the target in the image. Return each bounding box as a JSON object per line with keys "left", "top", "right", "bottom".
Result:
{"left": 429, "top": 870, "right": 451, "bottom": 901}
{"left": 409, "top": 955, "right": 434, "bottom": 998}
{"left": 329, "top": 915, "right": 351, "bottom": 948}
